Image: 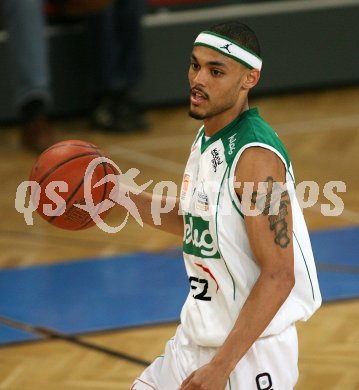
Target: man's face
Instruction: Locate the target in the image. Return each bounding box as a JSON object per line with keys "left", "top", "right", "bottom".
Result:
{"left": 188, "top": 45, "right": 247, "bottom": 121}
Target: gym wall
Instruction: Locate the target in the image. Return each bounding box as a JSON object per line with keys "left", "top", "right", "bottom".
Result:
{"left": 0, "top": 0, "right": 358, "bottom": 121}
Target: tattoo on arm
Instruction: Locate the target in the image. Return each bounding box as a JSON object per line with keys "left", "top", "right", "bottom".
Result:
{"left": 251, "top": 176, "right": 291, "bottom": 248}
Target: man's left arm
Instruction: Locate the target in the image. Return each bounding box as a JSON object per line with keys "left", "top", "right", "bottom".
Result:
{"left": 180, "top": 147, "right": 294, "bottom": 390}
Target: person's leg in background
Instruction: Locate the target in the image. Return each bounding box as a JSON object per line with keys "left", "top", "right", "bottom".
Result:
{"left": 2, "top": 0, "right": 53, "bottom": 152}
{"left": 87, "top": 0, "right": 148, "bottom": 132}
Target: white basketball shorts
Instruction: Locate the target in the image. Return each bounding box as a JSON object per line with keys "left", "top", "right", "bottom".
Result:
{"left": 131, "top": 324, "right": 298, "bottom": 390}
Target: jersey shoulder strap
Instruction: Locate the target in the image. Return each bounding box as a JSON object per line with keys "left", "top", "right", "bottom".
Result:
{"left": 222, "top": 108, "right": 291, "bottom": 169}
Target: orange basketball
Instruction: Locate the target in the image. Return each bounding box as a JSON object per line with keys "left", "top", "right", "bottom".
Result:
{"left": 29, "top": 140, "right": 118, "bottom": 230}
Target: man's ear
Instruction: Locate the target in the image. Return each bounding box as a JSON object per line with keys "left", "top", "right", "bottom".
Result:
{"left": 242, "top": 69, "right": 261, "bottom": 90}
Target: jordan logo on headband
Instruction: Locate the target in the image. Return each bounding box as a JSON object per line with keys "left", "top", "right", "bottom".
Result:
{"left": 220, "top": 43, "right": 232, "bottom": 54}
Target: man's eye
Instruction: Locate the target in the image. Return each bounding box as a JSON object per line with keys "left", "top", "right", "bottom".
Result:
{"left": 191, "top": 62, "right": 200, "bottom": 70}
{"left": 211, "top": 69, "right": 223, "bottom": 76}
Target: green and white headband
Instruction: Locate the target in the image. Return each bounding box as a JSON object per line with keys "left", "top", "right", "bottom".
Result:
{"left": 194, "top": 31, "right": 262, "bottom": 71}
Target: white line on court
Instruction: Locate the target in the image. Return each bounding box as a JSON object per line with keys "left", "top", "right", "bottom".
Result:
{"left": 340, "top": 208, "right": 359, "bottom": 224}
{"left": 116, "top": 113, "right": 359, "bottom": 152}
{"left": 310, "top": 203, "right": 359, "bottom": 224}
{"left": 276, "top": 114, "right": 359, "bottom": 135}
{"left": 107, "top": 145, "right": 184, "bottom": 175}
{"left": 108, "top": 113, "right": 359, "bottom": 174}
{"left": 0, "top": 365, "right": 24, "bottom": 388}
{"left": 117, "top": 133, "right": 193, "bottom": 150}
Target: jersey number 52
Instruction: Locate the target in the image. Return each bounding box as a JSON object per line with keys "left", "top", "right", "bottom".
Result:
{"left": 189, "top": 277, "right": 212, "bottom": 301}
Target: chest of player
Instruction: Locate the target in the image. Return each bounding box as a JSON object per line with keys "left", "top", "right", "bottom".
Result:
{"left": 180, "top": 139, "right": 229, "bottom": 219}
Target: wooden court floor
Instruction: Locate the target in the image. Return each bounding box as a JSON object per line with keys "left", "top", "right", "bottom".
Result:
{"left": 0, "top": 86, "right": 358, "bottom": 389}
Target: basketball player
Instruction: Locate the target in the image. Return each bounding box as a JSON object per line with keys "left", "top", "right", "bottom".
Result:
{"left": 128, "top": 21, "right": 321, "bottom": 389}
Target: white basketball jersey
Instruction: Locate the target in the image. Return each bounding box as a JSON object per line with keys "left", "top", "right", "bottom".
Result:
{"left": 179, "top": 108, "right": 321, "bottom": 347}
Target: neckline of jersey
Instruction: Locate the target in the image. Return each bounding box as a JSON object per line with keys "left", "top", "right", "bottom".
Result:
{"left": 200, "top": 107, "right": 259, "bottom": 154}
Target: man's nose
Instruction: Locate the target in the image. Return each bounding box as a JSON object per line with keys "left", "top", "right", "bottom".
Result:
{"left": 193, "top": 69, "right": 207, "bottom": 86}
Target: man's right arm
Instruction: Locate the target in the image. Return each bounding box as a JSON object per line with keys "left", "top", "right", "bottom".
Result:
{"left": 116, "top": 183, "right": 184, "bottom": 237}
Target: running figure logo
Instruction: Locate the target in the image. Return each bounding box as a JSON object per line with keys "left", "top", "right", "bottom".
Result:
{"left": 220, "top": 43, "right": 232, "bottom": 53}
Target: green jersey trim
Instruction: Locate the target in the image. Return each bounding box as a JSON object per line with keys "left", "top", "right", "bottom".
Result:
{"left": 215, "top": 165, "right": 230, "bottom": 240}
{"left": 223, "top": 116, "right": 290, "bottom": 169}
{"left": 227, "top": 170, "right": 244, "bottom": 219}
{"left": 200, "top": 111, "right": 251, "bottom": 154}
{"left": 215, "top": 166, "right": 237, "bottom": 300}
{"left": 194, "top": 126, "right": 205, "bottom": 146}
{"left": 288, "top": 168, "right": 296, "bottom": 188}
{"left": 200, "top": 108, "right": 291, "bottom": 174}
{"left": 293, "top": 231, "right": 315, "bottom": 301}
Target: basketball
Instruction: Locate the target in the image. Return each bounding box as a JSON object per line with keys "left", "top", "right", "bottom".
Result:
{"left": 29, "top": 140, "right": 118, "bottom": 230}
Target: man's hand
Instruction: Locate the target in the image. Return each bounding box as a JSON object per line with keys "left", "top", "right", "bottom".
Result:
{"left": 180, "top": 363, "right": 229, "bottom": 390}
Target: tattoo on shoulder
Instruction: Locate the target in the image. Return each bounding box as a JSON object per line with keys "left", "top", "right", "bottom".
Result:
{"left": 251, "top": 176, "right": 291, "bottom": 248}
